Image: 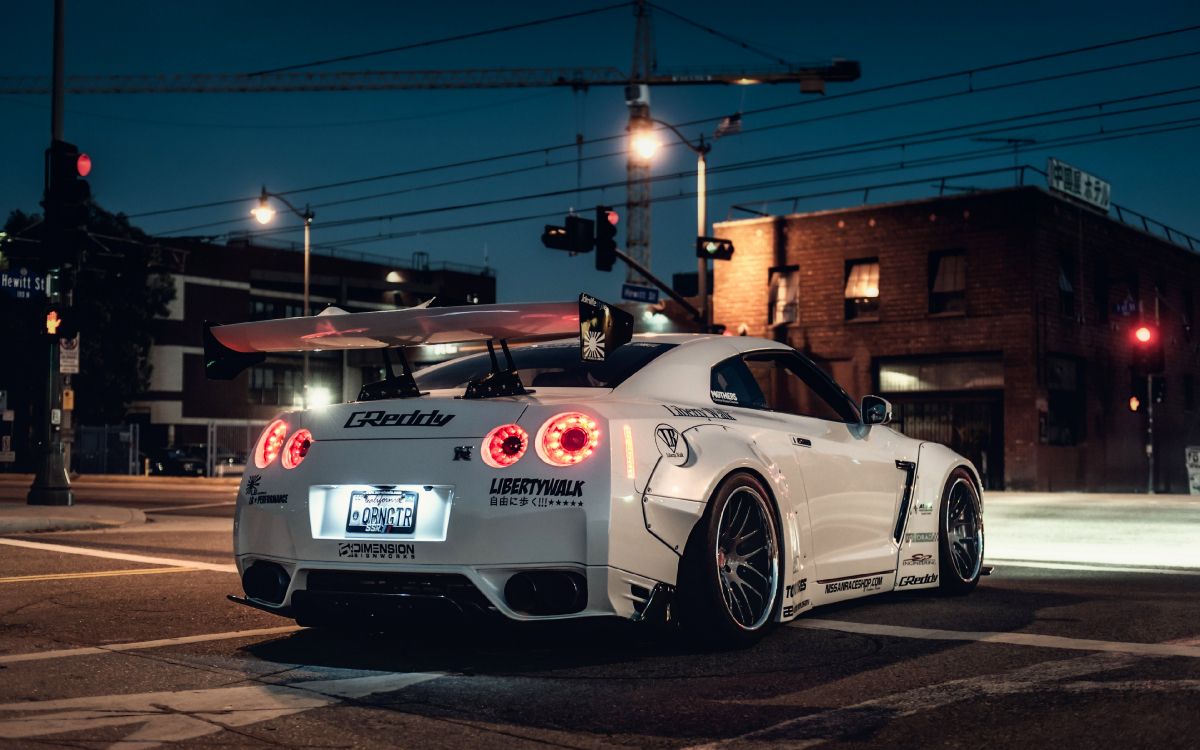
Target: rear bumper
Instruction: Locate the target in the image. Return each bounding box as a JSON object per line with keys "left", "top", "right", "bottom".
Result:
{"left": 234, "top": 556, "right": 663, "bottom": 623}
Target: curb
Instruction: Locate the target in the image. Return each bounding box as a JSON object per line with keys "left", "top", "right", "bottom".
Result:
{"left": 0, "top": 505, "right": 148, "bottom": 534}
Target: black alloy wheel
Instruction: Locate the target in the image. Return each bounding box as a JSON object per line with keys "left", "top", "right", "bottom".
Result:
{"left": 938, "top": 467, "right": 984, "bottom": 595}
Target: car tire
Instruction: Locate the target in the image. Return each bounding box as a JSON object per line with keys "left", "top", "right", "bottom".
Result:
{"left": 678, "top": 472, "right": 781, "bottom": 648}
{"left": 938, "top": 468, "right": 984, "bottom": 596}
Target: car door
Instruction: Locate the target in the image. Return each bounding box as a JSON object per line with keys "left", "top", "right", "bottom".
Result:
{"left": 737, "top": 350, "right": 906, "bottom": 585}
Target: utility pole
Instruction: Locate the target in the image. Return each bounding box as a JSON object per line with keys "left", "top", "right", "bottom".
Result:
{"left": 624, "top": 0, "right": 654, "bottom": 285}
{"left": 1147, "top": 290, "right": 1161, "bottom": 494}
{"left": 28, "top": 0, "right": 72, "bottom": 505}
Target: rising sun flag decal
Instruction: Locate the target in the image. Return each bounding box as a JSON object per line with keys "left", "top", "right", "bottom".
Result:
{"left": 578, "top": 293, "right": 633, "bottom": 363}
{"left": 582, "top": 330, "right": 606, "bottom": 361}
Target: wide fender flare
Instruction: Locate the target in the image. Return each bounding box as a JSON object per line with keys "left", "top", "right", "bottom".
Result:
{"left": 915, "top": 442, "right": 984, "bottom": 514}
{"left": 641, "top": 422, "right": 793, "bottom": 563}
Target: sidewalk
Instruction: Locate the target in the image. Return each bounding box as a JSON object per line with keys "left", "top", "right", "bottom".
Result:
{"left": 0, "top": 502, "right": 147, "bottom": 534}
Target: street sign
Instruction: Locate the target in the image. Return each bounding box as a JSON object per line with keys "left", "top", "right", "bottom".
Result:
{"left": 1187, "top": 446, "right": 1200, "bottom": 495}
{"left": 621, "top": 283, "right": 660, "bottom": 304}
{"left": 59, "top": 334, "right": 80, "bottom": 374}
{"left": 1047, "top": 157, "right": 1111, "bottom": 212}
{"left": 0, "top": 266, "right": 48, "bottom": 300}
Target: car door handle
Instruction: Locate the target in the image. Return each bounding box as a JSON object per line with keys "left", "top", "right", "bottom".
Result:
{"left": 790, "top": 436, "right": 812, "bottom": 447}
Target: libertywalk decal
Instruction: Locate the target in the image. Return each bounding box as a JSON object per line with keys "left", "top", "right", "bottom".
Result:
{"left": 343, "top": 409, "right": 455, "bottom": 428}
{"left": 662, "top": 404, "right": 735, "bottom": 421}
{"left": 489, "top": 477, "right": 586, "bottom": 509}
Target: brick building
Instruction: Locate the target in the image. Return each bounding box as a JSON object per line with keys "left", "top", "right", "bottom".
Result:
{"left": 712, "top": 186, "right": 1200, "bottom": 492}
{"left": 132, "top": 238, "right": 495, "bottom": 455}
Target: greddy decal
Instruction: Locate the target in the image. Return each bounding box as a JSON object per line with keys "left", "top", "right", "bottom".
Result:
{"left": 903, "top": 553, "right": 936, "bottom": 566}
{"left": 338, "top": 542, "right": 415, "bottom": 560}
{"left": 904, "top": 532, "right": 939, "bottom": 543}
{"left": 824, "top": 575, "right": 884, "bottom": 595}
{"left": 898, "top": 573, "right": 938, "bottom": 587}
{"left": 344, "top": 409, "right": 455, "bottom": 428}
{"left": 489, "top": 477, "right": 586, "bottom": 509}
{"left": 662, "top": 404, "right": 735, "bottom": 421}
{"left": 243, "top": 474, "right": 288, "bottom": 505}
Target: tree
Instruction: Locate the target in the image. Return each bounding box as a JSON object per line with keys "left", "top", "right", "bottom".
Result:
{"left": 3, "top": 202, "right": 175, "bottom": 425}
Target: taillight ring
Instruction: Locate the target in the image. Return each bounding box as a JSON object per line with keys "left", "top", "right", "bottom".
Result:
{"left": 281, "top": 429, "right": 313, "bottom": 470}
{"left": 482, "top": 424, "right": 529, "bottom": 469}
{"left": 254, "top": 419, "right": 290, "bottom": 469}
{"left": 536, "top": 412, "right": 601, "bottom": 466}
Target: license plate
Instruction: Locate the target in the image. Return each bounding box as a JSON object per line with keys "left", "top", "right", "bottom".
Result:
{"left": 346, "top": 490, "right": 418, "bottom": 534}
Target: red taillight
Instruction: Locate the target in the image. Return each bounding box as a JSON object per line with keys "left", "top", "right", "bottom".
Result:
{"left": 255, "top": 419, "right": 289, "bottom": 469}
{"left": 482, "top": 424, "right": 529, "bottom": 468}
{"left": 281, "top": 429, "right": 313, "bottom": 470}
{"left": 538, "top": 412, "right": 600, "bottom": 466}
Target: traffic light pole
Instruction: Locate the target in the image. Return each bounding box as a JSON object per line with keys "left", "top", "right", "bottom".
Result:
{"left": 1146, "top": 373, "right": 1155, "bottom": 495}
{"left": 611, "top": 246, "right": 706, "bottom": 329}
{"left": 29, "top": 0, "right": 72, "bottom": 505}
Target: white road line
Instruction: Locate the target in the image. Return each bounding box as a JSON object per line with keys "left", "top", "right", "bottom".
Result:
{"left": 791, "top": 618, "right": 1200, "bottom": 658}
{"left": 0, "top": 625, "right": 302, "bottom": 665}
{"left": 686, "top": 651, "right": 1145, "bottom": 750}
{"left": 0, "top": 668, "right": 442, "bottom": 748}
{"left": 988, "top": 558, "right": 1200, "bottom": 575}
{"left": 144, "top": 501, "right": 237, "bottom": 513}
{"left": 0, "top": 538, "right": 237, "bottom": 574}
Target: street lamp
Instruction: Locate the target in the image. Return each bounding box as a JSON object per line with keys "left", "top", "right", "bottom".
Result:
{"left": 631, "top": 114, "right": 740, "bottom": 330}
{"left": 251, "top": 187, "right": 315, "bottom": 402}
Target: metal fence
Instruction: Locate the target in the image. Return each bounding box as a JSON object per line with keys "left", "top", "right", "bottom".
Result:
{"left": 71, "top": 422, "right": 264, "bottom": 476}
{"left": 205, "top": 422, "right": 265, "bottom": 477}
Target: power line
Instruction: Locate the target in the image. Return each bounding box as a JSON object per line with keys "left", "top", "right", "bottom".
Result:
{"left": 153, "top": 89, "right": 1200, "bottom": 236}
{"left": 306, "top": 120, "right": 1200, "bottom": 251}
{"left": 127, "top": 24, "right": 1200, "bottom": 220}
{"left": 648, "top": 2, "right": 802, "bottom": 69}
{"left": 247, "top": 2, "right": 631, "bottom": 76}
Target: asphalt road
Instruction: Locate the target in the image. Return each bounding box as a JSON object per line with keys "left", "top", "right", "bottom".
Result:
{"left": 1, "top": 484, "right": 1198, "bottom": 749}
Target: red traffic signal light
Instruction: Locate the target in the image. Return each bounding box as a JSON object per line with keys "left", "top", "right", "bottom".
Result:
{"left": 595, "top": 205, "right": 618, "bottom": 272}
{"left": 1130, "top": 323, "right": 1164, "bottom": 375}
{"left": 76, "top": 153, "right": 92, "bottom": 177}
{"left": 1134, "top": 325, "right": 1152, "bottom": 343}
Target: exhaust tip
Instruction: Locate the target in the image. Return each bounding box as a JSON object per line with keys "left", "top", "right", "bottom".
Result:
{"left": 242, "top": 561, "right": 291, "bottom": 605}
{"left": 504, "top": 570, "right": 587, "bottom": 616}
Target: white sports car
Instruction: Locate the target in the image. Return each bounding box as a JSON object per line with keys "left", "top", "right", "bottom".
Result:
{"left": 207, "top": 294, "right": 984, "bottom": 645}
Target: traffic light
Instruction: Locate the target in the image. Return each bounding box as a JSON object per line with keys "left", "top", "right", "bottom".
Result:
{"left": 541, "top": 215, "right": 595, "bottom": 254}
{"left": 1128, "top": 369, "right": 1147, "bottom": 412}
{"left": 43, "top": 306, "right": 78, "bottom": 339}
{"left": 1130, "top": 324, "right": 1165, "bottom": 376}
{"left": 44, "top": 140, "right": 91, "bottom": 230}
{"left": 595, "top": 206, "right": 618, "bottom": 272}
{"left": 696, "top": 236, "right": 735, "bottom": 261}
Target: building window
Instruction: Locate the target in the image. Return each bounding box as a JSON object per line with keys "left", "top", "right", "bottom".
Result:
{"left": 844, "top": 259, "right": 879, "bottom": 320}
{"left": 1045, "top": 355, "right": 1084, "bottom": 446}
{"left": 768, "top": 266, "right": 799, "bottom": 327}
{"left": 928, "top": 250, "right": 966, "bottom": 314}
{"left": 1058, "top": 253, "right": 1076, "bottom": 317}
{"left": 251, "top": 300, "right": 275, "bottom": 320}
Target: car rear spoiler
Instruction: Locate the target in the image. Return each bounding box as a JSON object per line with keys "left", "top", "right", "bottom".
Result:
{"left": 204, "top": 293, "right": 633, "bottom": 385}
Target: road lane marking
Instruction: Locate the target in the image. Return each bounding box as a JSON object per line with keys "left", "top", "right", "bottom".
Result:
{"left": 0, "top": 668, "right": 443, "bottom": 748}
{"left": 686, "top": 650, "right": 1146, "bottom": 750}
{"left": 0, "top": 625, "right": 303, "bottom": 665}
{"left": 988, "top": 558, "right": 1200, "bottom": 575}
{"left": 791, "top": 618, "right": 1200, "bottom": 658}
{"left": 144, "top": 501, "right": 237, "bottom": 512}
{"left": 0, "top": 567, "right": 202, "bottom": 583}
{"left": 0, "top": 537, "right": 237, "bottom": 574}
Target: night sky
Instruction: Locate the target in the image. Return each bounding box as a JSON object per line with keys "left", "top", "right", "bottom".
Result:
{"left": 2, "top": 1, "right": 1198, "bottom": 303}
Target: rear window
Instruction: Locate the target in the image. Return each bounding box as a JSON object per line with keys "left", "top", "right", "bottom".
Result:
{"left": 414, "top": 342, "right": 675, "bottom": 390}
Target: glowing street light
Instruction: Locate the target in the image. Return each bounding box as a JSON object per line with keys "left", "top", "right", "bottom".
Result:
{"left": 630, "top": 129, "right": 661, "bottom": 162}
{"left": 250, "top": 186, "right": 315, "bottom": 404}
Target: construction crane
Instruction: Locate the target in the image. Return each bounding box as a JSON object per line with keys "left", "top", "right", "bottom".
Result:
{"left": 1, "top": 0, "right": 859, "bottom": 281}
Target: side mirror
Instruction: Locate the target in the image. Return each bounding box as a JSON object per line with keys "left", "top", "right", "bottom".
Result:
{"left": 861, "top": 395, "right": 893, "bottom": 425}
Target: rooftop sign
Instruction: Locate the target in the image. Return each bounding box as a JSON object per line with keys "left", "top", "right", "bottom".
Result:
{"left": 1047, "top": 157, "right": 1111, "bottom": 213}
